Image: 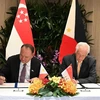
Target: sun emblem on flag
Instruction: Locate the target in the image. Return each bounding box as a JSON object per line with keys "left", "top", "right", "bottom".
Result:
{"left": 42, "top": 67, "right": 45, "bottom": 72}
{"left": 67, "top": 28, "right": 71, "bottom": 32}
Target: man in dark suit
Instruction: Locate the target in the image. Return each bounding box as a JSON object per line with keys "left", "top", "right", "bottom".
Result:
{"left": 60, "top": 42, "right": 96, "bottom": 83}
{"left": 0, "top": 44, "right": 41, "bottom": 84}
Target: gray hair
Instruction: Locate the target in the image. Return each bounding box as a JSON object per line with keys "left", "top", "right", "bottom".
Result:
{"left": 75, "top": 42, "right": 90, "bottom": 54}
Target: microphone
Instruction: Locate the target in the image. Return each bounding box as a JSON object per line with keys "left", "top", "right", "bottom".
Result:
{"left": 14, "top": 82, "right": 18, "bottom": 88}
{"left": 79, "top": 83, "right": 90, "bottom": 92}
{"left": 13, "top": 83, "right": 24, "bottom": 92}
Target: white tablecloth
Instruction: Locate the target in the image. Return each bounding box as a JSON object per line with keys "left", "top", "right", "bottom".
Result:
{"left": 0, "top": 83, "right": 100, "bottom": 100}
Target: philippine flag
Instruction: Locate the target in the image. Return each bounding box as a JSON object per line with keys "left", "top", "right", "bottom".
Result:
{"left": 39, "top": 64, "right": 48, "bottom": 80}
{"left": 6, "top": 0, "right": 34, "bottom": 59}
{"left": 59, "top": 0, "right": 87, "bottom": 64}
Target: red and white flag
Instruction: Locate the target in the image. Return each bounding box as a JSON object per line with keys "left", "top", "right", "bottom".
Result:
{"left": 59, "top": 0, "right": 86, "bottom": 64}
{"left": 61, "top": 64, "right": 73, "bottom": 80}
{"left": 39, "top": 64, "right": 48, "bottom": 80}
{"left": 6, "top": 0, "right": 34, "bottom": 59}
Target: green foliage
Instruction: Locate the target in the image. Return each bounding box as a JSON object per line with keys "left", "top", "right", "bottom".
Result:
{"left": 27, "top": 78, "right": 78, "bottom": 97}
{"left": 37, "top": 81, "right": 66, "bottom": 97}
{"left": 27, "top": 0, "right": 71, "bottom": 52}
{"left": 0, "top": 53, "right": 6, "bottom": 69}
{"left": 0, "top": 0, "right": 93, "bottom": 73}
{"left": 80, "top": 4, "right": 94, "bottom": 45}
{"left": 0, "top": 0, "right": 93, "bottom": 52}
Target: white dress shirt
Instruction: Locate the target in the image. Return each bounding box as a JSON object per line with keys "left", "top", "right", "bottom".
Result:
{"left": 18, "top": 61, "right": 31, "bottom": 82}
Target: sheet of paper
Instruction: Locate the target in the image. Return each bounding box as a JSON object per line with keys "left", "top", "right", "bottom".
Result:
{"left": 0, "top": 83, "right": 15, "bottom": 87}
{"left": 0, "top": 83, "right": 30, "bottom": 88}
{"left": 82, "top": 83, "right": 100, "bottom": 88}
{"left": 76, "top": 84, "right": 83, "bottom": 88}
{"left": 17, "top": 83, "right": 30, "bottom": 87}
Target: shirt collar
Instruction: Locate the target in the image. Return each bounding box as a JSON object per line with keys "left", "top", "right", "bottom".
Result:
{"left": 21, "top": 60, "right": 31, "bottom": 67}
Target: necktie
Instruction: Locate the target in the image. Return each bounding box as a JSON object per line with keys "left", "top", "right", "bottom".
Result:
{"left": 77, "top": 62, "right": 81, "bottom": 76}
{"left": 20, "top": 64, "right": 26, "bottom": 82}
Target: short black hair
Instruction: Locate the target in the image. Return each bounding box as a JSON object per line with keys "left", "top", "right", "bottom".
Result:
{"left": 21, "top": 44, "right": 34, "bottom": 53}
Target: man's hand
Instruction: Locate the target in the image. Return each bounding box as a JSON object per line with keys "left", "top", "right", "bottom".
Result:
{"left": 0, "top": 76, "right": 6, "bottom": 85}
{"left": 29, "top": 77, "right": 38, "bottom": 83}
{"left": 72, "top": 78, "right": 79, "bottom": 84}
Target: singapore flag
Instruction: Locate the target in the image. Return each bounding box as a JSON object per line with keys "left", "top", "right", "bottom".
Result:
{"left": 6, "top": 0, "right": 34, "bottom": 59}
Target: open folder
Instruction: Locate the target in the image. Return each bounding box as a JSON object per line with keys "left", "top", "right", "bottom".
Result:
{"left": 77, "top": 83, "right": 100, "bottom": 89}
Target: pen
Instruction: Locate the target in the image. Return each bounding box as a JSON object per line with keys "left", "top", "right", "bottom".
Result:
{"left": 79, "top": 83, "right": 87, "bottom": 89}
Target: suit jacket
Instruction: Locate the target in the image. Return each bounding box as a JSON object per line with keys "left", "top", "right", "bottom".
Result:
{"left": 60, "top": 54, "right": 97, "bottom": 83}
{"left": 0, "top": 54, "right": 41, "bottom": 82}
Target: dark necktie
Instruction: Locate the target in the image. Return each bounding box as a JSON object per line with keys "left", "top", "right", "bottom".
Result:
{"left": 20, "top": 64, "right": 26, "bottom": 82}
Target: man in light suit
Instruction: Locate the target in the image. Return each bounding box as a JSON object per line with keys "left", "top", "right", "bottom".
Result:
{"left": 0, "top": 44, "right": 41, "bottom": 84}
{"left": 60, "top": 42, "right": 97, "bottom": 83}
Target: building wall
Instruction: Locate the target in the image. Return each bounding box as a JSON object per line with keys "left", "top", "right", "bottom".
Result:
{"left": 79, "top": 0, "right": 100, "bottom": 80}
{"left": 0, "top": 0, "right": 18, "bottom": 27}
{"left": 0, "top": 0, "right": 100, "bottom": 80}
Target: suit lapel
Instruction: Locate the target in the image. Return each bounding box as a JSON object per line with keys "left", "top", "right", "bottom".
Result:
{"left": 12, "top": 58, "right": 20, "bottom": 82}
{"left": 30, "top": 59, "right": 36, "bottom": 78}
{"left": 72, "top": 54, "right": 77, "bottom": 78}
